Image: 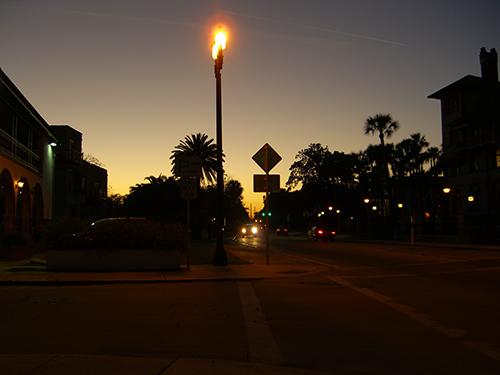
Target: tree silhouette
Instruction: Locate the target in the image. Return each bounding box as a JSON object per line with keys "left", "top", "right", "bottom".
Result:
{"left": 364, "top": 113, "right": 400, "bottom": 147}
{"left": 170, "top": 133, "right": 219, "bottom": 185}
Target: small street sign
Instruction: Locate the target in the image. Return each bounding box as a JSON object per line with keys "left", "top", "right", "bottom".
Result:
{"left": 252, "top": 143, "right": 282, "bottom": 173}
{"left": 253, "top": 174, "right": 280, "bottom": 193}
{"left": 175, "top": 156, "right": 202, "bottom": 177}
{"left": 180, "top": 177, "right": 198, "bottom": 199}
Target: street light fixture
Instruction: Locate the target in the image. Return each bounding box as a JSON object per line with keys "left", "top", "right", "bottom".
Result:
{"left": 212, "top": 25, "right": 228, "bottom": 266}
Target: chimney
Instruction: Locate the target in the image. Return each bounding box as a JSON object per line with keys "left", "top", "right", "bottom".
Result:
{"left": 480, "top": 47, "right": 498, "bottom": 83}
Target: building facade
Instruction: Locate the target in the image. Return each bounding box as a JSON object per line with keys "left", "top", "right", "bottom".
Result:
{"left": 429, "top": 48, "right": 500, "bottom": 238}
{"left": 1, "top": 69, "right": 108, "bottom": 237}
{"left": 0, "top": 68, "right": 58, "bottom": 234}
{"left": 51, "top": 125, "right": 107, "bottom": 221}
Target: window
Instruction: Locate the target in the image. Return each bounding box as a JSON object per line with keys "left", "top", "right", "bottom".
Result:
{"left": 0, "top": 99, "right": 13, "bottom": 135}
{"left": 444, "top": 94, "right": 460, "bottom": 115}
{"left": 470, "top": 153, "right": 479, "bottom": 172}
{"left": 496, "top": 149, "right": 500, "bottom": 168}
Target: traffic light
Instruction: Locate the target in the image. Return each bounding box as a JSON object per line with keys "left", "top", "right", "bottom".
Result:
{"left": 261, "top": 212, "right": 271, "bottom": 217}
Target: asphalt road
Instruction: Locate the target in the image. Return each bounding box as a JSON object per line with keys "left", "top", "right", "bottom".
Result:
{"left": 1, "top": 236, "right": 499, "bottom": 374}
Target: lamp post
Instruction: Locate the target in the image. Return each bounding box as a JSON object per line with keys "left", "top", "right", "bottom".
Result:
{"left": 212, "top": 26, "right": 228, "bottom": 266}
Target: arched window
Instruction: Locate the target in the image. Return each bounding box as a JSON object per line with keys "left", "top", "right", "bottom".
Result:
{"left": 0, "top": 169, "right": 16, "bottom": 231}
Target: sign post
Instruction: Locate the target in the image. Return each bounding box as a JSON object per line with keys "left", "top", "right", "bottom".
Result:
{"left": 252, "top": 143, "right": 281, "bottom": 265}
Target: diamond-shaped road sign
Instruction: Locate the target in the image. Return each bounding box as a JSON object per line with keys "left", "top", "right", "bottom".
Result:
{"left": 252, "top": 143, "right": 281, "bottom": 173}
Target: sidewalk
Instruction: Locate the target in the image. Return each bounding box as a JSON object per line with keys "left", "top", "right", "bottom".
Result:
{"left": 2, "top": 354, "right": 335, "bottom": 375}
{"left": 0, "top": 240, "right": 335, "bottom": 375}
{"left": 0, "top": 240, "right": 330, "bottom": 286}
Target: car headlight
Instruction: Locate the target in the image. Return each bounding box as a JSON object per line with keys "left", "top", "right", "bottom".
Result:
{"left": 242, "top": 228, "right": 247, "bottom": 234}
{"left": 251, "top": 226, "right": 258, "bottom": 234}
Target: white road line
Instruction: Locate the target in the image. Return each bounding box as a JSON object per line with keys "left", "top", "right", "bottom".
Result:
{"left": 327, "top": 276, "right": 500, "bottom": 361}
{"left": 237, "top": 281, "right": 283, "bottom": 365}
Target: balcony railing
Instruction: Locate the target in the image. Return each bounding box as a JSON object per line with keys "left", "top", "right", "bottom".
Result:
{"left": 56, "top": 149, "right": 83, "bottom": 164}
{"left": 0, "top": 128, "right": 41, "bottom": 172}
{"left": 454, "top": 128, "right": 500, "bottom": 152}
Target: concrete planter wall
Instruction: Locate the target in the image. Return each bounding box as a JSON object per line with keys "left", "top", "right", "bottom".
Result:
{"left": 46, "top": 249, "right": 181, "bottom": 271}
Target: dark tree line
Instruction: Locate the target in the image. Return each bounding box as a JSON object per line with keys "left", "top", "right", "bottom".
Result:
{"left": 108, "top": 133, "right": 249, "bottom": 239}
{"left": 265, "top": 114, "right": 443, "bottom": 238}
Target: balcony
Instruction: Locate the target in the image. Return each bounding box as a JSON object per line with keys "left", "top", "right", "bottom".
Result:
{"left": 0, "top": 128, "right": 41, "bottom": 172}
{"left": 454, "top": 128, "right": 500, "bottom": 152}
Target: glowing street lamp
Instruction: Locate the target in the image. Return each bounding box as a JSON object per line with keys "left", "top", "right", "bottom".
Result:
{"left": 212, "top": 25, "right": 228, "bottom": 266}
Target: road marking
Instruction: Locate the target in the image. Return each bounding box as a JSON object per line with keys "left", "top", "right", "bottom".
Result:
{"left": 237, "top": 281, "right": 283, "bottom": 365}
{"left": 327, "top": 276, "right": 500, "bottom": 361}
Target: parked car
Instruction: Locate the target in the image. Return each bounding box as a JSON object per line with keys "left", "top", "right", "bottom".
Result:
{"left": 276, "top": 226, "right": 288, "bottom": 235}
{"left": 308, "top": 226, "right": 336, "bottom": 241}
{"left": 241, "top": 223, "right": 260, "bottom": 238}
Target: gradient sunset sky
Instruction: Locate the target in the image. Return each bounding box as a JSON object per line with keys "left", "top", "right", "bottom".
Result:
{"left": 1, "top": 0, "right": 499, "bottom": 214}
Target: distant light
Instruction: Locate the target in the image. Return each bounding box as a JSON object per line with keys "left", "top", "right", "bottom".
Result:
{"left": 336, "top": 210, "right": 340, "bottom": 214}
{"left": 49, "top": 142, "right": 57, "bottom": 147}
{"left": 398, "top": 203, "right": 403, "bottom": 208}
{"left": 364, "top": 198, "right": 370, "bottom": 204}
{"left": 328, "top": 206, "right": 333, "bottom": 211}
{"left": 372, "top": 206, "right": 377, "bottom": 211}
{"left": 468, "top": 196, "right": 474, "bottom": 202}
{"left": 443, "top": 187, "right": 451, "bottom": 194}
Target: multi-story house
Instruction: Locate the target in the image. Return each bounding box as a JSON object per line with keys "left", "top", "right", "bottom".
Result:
{"left": 429, "top": 48, "right": 500, "bottom": 238}
{"left": 0, "top": 68, "right": 58, "bottom": 234}
{"left": 0, "top": 69, "right": 108, "bottom": 237}
{"left": 51, "top": 125, "right": 107, "bottom": 221}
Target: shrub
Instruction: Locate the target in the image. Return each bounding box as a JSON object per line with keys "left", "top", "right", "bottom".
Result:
{"left": 0, "top": 231, "right": 31, "bottom": 247}
{"left": 40, "top": 217, "right": 91, "bottom": 247}
{"left": 57, "top": 218, "right": 189, "bottom": 252}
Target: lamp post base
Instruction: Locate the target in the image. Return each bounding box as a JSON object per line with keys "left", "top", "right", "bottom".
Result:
{"left": 213, "top": 242, "right": 228, "bottom": 266}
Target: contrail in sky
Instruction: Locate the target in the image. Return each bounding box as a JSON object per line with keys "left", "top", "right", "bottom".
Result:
{"left": 222, "top": 10, "right": 407, "bottom": 47}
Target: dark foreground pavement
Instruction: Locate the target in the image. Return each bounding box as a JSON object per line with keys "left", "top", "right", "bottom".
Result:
{"left": 0, "top": 239, "right": 334, "bottom": 375}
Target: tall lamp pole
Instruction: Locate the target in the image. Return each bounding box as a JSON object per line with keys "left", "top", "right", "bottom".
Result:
{"left": 212, "top": 26, "right": 228, "bottom": 266}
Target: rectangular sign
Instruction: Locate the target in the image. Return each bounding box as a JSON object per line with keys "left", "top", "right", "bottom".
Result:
{"left": 175, "top": 156, "right": 202, "bottom": 177}
{"left": 180, "top": 177, "right": 198, "bottom": 199}
{"left": 253, "top": 174, "right": 280, "bottom": 193}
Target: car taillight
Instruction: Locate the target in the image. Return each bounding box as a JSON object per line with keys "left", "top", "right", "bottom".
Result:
{"left": 318, "top": 230, "right": 323, "bottom": 234}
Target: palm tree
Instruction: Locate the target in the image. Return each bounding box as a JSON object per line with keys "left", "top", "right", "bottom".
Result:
{"left": 170, "top": 133, "right": 219, "bottom": 185}
{"left": 364, "top": 113, "right": 400, "bottom": 146}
